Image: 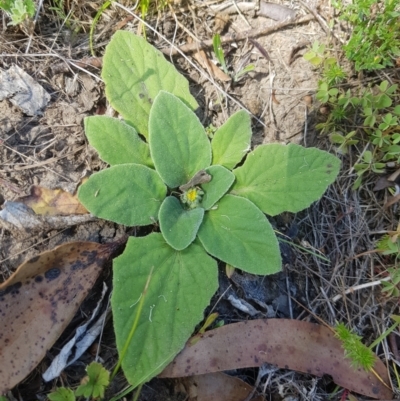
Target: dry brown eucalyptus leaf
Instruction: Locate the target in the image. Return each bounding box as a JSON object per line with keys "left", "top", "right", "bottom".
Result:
{"left": 177, "top": 372, "right": 265, "bottom": 401}
{"left": 193, "top": 50, "right": 231, "bottom": 82}
{"left": 160, "top": 319, "right": 392, "bottom": 399}
{"left": 0, "top": 241, "right": 119, "bottom": 394}
{"left": 0, "top": 201, "right": 94, "bottom": 235}
{"left": 17, "top": 185, "right": 88, "bottom": 216}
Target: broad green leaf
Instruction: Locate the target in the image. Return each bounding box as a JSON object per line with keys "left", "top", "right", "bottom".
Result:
{"left": 78, "top": 164, "right": 166, "bottom": 226}
{"left": 159, "top": 196, "right": 204, "bottom": 250}
{"left": 211, "top": 110, "right": 251, "bottom": 169}
{"left": 231, "top": 144, "right": 340, "bottom": 216}
{"left": 198, "top": 194, "right": 281, "bottom": 275}
{"left": 102, "top": 31, "right": 198, "bottom": 138}
{"left": 85, "top": 116, "right": 153, "bottom": 167}
{"left": 200, "top": 165, "right": 235, "bottom": 210}
{"left": 149, "top": 91, "right": 211, "bottom": 188}
{"left": 112, "top": 233, "right": 218, "bottom": 389}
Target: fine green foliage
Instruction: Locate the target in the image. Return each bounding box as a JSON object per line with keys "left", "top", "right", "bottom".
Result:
{"left": 304, "top": 40, "right": 400, "bottom": 189}
{"left": 376, "top": 231, "right": 400, "bottom": 257}
{"left": 334, "top": 0, "right": 400, "bottom": 71}
{"left": 0, "top": 0, "right": 34, "bottom": 25}
{"left": 75, "top": 362, "right": 110, "bottom": 399}
{"left": 78, "top": 32, "right": 340, "bottom": 390}
{"left": 47, "top": 362, "right": 110, "bottom": 400}
{"left": 335, "top": 323, "right": 376, "bottom": 371}
{"left": 48, "top": 387, "right": 76, "bottom": 401}
{"left": 303, "top": 41, "right": 346, "bottom": 86}
{"left": 381, "top": 267, "right": 400, "bottom": 297}
{"left": 315, "top": 78, "right": 399, "bottom": 189}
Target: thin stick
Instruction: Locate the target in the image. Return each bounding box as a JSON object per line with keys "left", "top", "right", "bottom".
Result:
{"left": 332, "top": 276, "right": 391, "bottom": 302}
{"left": 162, "top": 14, "right": 315, "bottom": 55}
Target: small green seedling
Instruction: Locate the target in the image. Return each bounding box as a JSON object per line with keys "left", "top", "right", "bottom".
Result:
{"left": 0, "top": 0, "right": 34, "bottom": 26}
{"left": 304, "top": 41, "right": 346, "bottom": 86}
{"left": 212, "top": 33, "right": 255, "bottom": 82}
{"left": 316, "top": 82, "right": 339, "bottom": 104}
{"left": 48, "top": 362, "right": 110, "bottom": 401}
{"left": 75, "top": 362, "right": 110, "bottom": 399}
{"left": 303, "top": 41, "right": 326, "bottom": 67}
{"left": 353, "top": 150, "right": 386, "bottom": 190}
{"left": 48, "top": 387, "right": 75, "bottom": 401}
{"left": 330, "top": 131, "right": 359, "bottom": 154}
{"left": 78, "top": 31, "right": 341, "bottom": 390}
{"left": 335, "top": 323, "right": 375, "bottom": 371}
{"left": 381, "top": 268, "right": 400, "bottom": 297}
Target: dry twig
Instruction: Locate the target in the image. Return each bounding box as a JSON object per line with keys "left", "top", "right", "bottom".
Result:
{"left": 161, "top": 14, "right": 315, "bottom": 56}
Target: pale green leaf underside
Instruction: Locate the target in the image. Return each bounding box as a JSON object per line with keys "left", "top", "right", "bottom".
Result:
{"left": 85, "top": 116, "right": 153, "bottom": 168}
{"left": 211, "top": 110, "right": 251, "bottom": 169}
{"left": 102, "top": 31, "right": 198, "bottom": 138}
{"left": 231, "top": 144, "right": 341, "bottom": 216}
{"left": 112, "top": 233, "right": 218, "bottom": 389}
{"left": 198, "top": 194, "right": 281, "bottom": 275}
{"left": 78, "top": 164, "right": 166, "bottom": 226}
{"left": 159, "top": 196, "right": 204, "bottom": 250}
{"left": 149, "top": 91, "right": 211, "bottom": 188}
{"left": 200, "top": 165, "right": 235, "bottom": 210}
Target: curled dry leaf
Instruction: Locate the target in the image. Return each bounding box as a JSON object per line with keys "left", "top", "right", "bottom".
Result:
{"left": 17, "top": 185, "right": 88, "bottom": 216}
{"left": 160, "top": 319, "right": 392, "bottom": 399}
{"left": 385, "top": 193, "right": 400, "bottom": 209}
{"left": 0, "top": 201, "right": 94, "bottom": 235}
{"left": 0, "top": 65, "right": 51, "bottom": 116}
{"left": 373, "top": 176, "right": 394, "bottom": 191}
{"left": 193, "top": 50, "right": 231, "bottom": 82}
{"left": 0, "top": 241, "right": 119, "bottom": 395}
{"left": 258, "top": 1, "right": 296, "bottom": 21}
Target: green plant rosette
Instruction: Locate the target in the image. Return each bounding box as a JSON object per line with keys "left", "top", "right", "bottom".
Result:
{"left": 78, "top": 31, "right": 341, "bottom": 391}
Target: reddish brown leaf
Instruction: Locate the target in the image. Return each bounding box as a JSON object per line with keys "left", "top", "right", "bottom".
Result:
{"left": 385, "top": 194, "right": 400, "bottom": 209}
{"left": 177, "top": 372, "right": 265, "bottom": 401}
{"left": 17, "top": 185, "right": 88, "bottom": 216}
{"left": 373, "top": 176, "right": 394, "bottom": 191}
{"left": 0, "top": 241, "right": 118, "bottom": 394}
{"left": 193, "top": 50, "right": 231, "bottom": 82}
{"left": 160, "top": 319, "right": 392, "bottom": 399}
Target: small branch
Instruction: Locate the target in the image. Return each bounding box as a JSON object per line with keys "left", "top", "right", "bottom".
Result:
{"left": 161, "top": 14, "right": 315, "bottom": 56}
{"left": 332, "top": 276, "right": 391, "bottom": 302}
{"left": 297, "top": 0, "right": 330, "bottom": 35}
